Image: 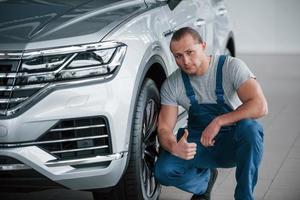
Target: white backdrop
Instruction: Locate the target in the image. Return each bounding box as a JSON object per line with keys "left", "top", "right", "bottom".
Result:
{"left": 225, "top": 0, "right": 300, "bottom": 54}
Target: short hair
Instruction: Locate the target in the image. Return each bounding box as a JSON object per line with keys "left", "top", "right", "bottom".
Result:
{"left": 171, "top": 27, "right": 204, "bottom": 44}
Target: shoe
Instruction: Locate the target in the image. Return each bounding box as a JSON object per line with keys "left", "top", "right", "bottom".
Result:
{"left": 190, "top": 168, "right": 218, "bottom": 200}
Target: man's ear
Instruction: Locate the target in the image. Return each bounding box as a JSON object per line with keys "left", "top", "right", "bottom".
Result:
{"left": 202, "top": 42, "right": 207, "bottom": 49}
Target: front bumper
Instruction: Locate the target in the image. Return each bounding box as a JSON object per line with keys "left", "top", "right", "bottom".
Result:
{"left": 0, "top": 146, "right": 127, "bottom": 190}
{"left": 0, "top": 74, "right": 136, "bottom": 190}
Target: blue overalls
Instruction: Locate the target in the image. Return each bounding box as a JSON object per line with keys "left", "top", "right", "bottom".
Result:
{"left": 155, "top": 56, "right": 264, "bottom": 200}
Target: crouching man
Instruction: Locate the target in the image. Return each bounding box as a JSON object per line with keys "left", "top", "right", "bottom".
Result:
{"left": 154, "top": 27, "right": 268, "bottom": 200}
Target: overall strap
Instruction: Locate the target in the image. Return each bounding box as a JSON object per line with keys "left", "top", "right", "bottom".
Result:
{"left": 181, "top": 71, "right": 198, "bottom": 104}
{"left": 215, "top": 55, "right": 227, "bottom": 104}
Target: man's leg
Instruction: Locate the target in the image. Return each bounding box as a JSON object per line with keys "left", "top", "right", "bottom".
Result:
{"left": 154, "top": 149, "right": 210, "bottom": 195}
{"left": 234, "top": 119, "right": 264, "bottom": 200}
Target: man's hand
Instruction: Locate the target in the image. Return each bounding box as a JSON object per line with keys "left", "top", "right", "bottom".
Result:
{"left": 201, "top": 118, "right": 221, "bottom": 147}
{"left": 173, "top": 129, "right": 197, "bottom": 160}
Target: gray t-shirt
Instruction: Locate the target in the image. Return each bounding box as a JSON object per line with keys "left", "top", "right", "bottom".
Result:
{"left": 160, "top": 55, "right": 255, "bottom": 111}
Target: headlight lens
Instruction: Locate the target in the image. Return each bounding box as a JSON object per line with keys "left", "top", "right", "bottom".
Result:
{"left": 21, "top": 54, "right": 71, "bottom": 73}
{"left": 17, "top": 41, "right": 127, "bottom": 85}
{"left": 67, "top": 48, "right": 116, "bottom": 69}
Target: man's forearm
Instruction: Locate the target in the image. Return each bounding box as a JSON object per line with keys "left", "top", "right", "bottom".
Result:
{"left": 157, "top": 128, "right": 178, "bottom": 154}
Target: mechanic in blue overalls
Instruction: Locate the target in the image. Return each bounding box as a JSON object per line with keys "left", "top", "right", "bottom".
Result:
{"left": 154, "top": 27, "right": 268, "bottom": 200}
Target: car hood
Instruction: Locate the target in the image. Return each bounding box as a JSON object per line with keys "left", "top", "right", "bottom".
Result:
{"left": 0, "top": 0, "right": 147, "bottom": 51}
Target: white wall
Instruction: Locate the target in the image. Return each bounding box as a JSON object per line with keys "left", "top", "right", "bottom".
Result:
{"left": 225, "top": 0, "right": 300, "bottom": 54}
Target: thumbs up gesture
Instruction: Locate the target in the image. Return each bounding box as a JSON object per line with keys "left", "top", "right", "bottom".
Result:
{"left": 173, "top": 129, "right": 197, "bottom": 160}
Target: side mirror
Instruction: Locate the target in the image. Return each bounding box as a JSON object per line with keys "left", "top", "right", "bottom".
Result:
{"left": 156, "top": 0, "right": 181, "bottom": 11}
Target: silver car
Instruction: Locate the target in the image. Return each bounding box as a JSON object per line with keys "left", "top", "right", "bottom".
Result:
{"left": 0, "top": 0, "right": 235, "bottom": 199}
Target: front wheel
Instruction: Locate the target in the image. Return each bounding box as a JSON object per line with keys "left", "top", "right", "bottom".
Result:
{"left": 93, "top": 78, "right": 161, "bottom": 200}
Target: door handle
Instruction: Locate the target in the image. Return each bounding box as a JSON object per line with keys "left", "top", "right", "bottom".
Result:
{"left": 194, "top": 18, "right": 206, "bottom": 27}
{"left": 217, "top": 8, "right": 227, "bottom": 16}
{"left": 163, "top": 29, "right": 175, "bottom": 37}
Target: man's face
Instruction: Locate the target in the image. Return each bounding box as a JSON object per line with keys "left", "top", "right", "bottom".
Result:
{"left": 170, "top": 34, "right": 206, "bottom": 75}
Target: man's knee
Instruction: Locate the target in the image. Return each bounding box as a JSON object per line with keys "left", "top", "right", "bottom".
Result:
{"left": 154, "top": 162, "right": 171, "bottom": 186}
{"left": 154, "top": 159, "right": 185, "bottom": 186}
{"left": 234, "top": 119, "right": 264, "bottom": 145}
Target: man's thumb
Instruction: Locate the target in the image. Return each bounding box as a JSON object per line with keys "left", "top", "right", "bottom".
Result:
{"left": 182, "top": 129, "right": 189, "bottom": 140}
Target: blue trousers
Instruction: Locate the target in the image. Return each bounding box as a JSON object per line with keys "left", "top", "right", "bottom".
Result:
{"left": 154, "top": 119, "right": 264, "bottom": 200}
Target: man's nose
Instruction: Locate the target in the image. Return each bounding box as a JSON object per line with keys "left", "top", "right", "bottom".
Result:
{"left": 182, "top": 55, "right": 190, "bottom": 65}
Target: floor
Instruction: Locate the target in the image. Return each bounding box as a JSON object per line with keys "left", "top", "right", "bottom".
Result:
{"left": 1, "top": 54, "right": 300, "bottom": 200}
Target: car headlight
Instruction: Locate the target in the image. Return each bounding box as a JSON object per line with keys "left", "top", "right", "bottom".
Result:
{"left": 17, "top": 41, "right": 127, "bottom": 85}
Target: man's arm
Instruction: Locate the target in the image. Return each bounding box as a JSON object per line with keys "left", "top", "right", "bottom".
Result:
{"left": 217, "top": 78, "right": 268, "bottom": 125}
{"left": 158, "top": 104, "right": 197, "bottom": 160}
{"left": 201, "top": 78, "right": 268, "bottom": 147}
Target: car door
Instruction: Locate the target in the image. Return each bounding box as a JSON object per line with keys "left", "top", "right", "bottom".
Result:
{"left": 194, "top": 0, "right": 216, "bottom": 54}
{"left": 168, "top": 1, "right": 202, "bottom": 29}
{"left": 211, "top": 0, "right": 231, "bottom": 54}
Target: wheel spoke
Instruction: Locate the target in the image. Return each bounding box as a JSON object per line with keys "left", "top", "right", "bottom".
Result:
{"left": 144, "top": 99, "right": 158, "bottom": 142}
{"left": 142, "top": 147, "right": 158, "bottom": 196}
{"left": 143, "top": 159, "right": 151, "bottom": 193}
{"left": 148, "top": 170, "right": 153, "bottom": 196}
{"left": 143, "top": 154, "right": 152, "bottom": 170}
{"left": 144, "top": 100, "right": 154, "bottom": 133}
{"left": 142, "top": 157, "right": 147, "bottom": 182}
{"left": 150, "top": 175, "right": 156, "bottom": 195}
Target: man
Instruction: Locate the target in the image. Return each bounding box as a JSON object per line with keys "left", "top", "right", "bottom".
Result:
{"left": 154, "top": 27, "right": 268, "bottom": 200}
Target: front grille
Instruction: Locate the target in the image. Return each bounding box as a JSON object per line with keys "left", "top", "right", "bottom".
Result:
{"left": 37, "top": 116, "right": 112, "bottom": 161}
{"left": 0, "top": 60, "right": 18, "bottom": 114}
{"left": 0, "top": 60, "right": 47, "bottom": 115}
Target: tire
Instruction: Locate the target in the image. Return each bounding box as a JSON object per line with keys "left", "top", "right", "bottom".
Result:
{"left": 93, "top": 78, "right": 161, "bottom": 200}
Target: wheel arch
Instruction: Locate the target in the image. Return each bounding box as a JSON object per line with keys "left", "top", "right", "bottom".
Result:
{"left": 122, "top": 54, "right": 168, "bottom": 178}
{"left": 144, "top": 56, "right": 168, "bottom": 91}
